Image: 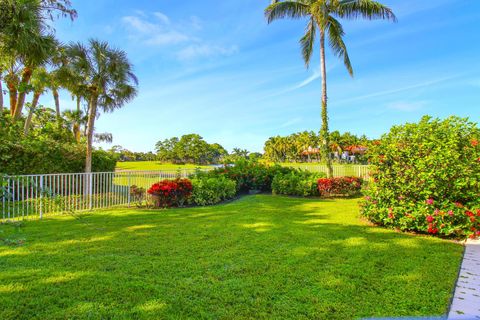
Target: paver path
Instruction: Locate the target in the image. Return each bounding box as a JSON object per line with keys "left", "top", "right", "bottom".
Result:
{"left": 448, "top": 239, "right": 480, "bottom": 320}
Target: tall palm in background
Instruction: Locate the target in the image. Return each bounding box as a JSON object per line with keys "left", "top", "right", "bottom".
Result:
{"left": 64, "top": 39, "right": 138, "bottom": 173}
{"left": 24, "top": 67, "right": 49, "bottom": 134}
{"left": 265, "top": 0, "right": 396, "bottom": 177}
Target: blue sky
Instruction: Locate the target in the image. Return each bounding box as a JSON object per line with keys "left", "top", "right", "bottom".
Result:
{"left": 49, "top": 0, "right": 480, "bottom": 152}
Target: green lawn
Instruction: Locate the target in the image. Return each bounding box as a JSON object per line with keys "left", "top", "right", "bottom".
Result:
{"left": 0, "top": 196, "right": 462, "bottom": 319}
{"left": 116, "top": 161, "right": 210, "bottom": 171}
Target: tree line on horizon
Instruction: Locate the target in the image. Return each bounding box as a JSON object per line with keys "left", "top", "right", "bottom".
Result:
{"left": 108, "top": 130, "right": 370, "bottom": 165}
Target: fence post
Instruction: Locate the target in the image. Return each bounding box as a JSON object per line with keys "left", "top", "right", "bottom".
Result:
{"left": 88, "top": 173, "right": 93, "bottom": 210}
{"left": 127, "top": 172, "right": 131, "bottom": 207}
{"left": 39, "top": 176, "right": 43, "bottom": 220}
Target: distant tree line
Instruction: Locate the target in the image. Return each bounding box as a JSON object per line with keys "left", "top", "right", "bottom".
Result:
{"left": 264, "top": 130, "right": 370, "bottom": 163}
{"left": 155, "top": 134, "right": 228, "bottom": 165}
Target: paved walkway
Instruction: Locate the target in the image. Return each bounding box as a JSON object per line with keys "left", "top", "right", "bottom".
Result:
{"left": 448, "top": 239, "right": 480, "bottom": 320}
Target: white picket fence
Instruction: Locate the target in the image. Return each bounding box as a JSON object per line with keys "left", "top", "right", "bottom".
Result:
{"left": 0, "top": 165, "right": 370, "bottom": 221}
{"left": 290, "top": 164, "right": 371, "bottom": 179}
{"left": 0, "top": 169, "right": 203, "bottom": 221}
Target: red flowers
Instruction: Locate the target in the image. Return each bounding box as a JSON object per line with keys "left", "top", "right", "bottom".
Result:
{"left": 426, "top": 215, "right": 435, "bottom": 223}
{"left": 471, "top": 139, "right": 478, "bottom": 147}
{"left": 318, "top": 177, "right": 363, "bottom": 197}
{"left": 426, "top": 198, "right": 434, "bottom": 205}
{"left": 427, "top": 226, "right": 438, "bottom": 234}
{"left": 148, "top": 178, "right": 193, "bottom": 208}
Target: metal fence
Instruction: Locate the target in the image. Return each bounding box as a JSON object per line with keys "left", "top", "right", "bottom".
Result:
{"left": 290, "top": 165, "right": 371, "bottom": 179}
{"left": 0, "top": 169, "right": 203, "bottom": 221}
{"left": 0, "top": 165, "right": 371, "bottom": 222}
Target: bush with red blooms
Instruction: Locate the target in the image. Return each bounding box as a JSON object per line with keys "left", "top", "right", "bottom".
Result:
{"left": 318, "top": 177, "right": 363, "bottom": 197}
{"left": 147, "top": 178, "right": 193, "bottom": 208}
{"left": 361, "top": 116, "right": 480, "bottom": 239}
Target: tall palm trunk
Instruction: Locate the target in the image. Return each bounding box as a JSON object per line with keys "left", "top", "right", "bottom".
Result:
{"left": 0, "top": 76, "right": 4, "bottom": 115}
{"left": 7, "top": 79, "right": 17, "bottom": 116}
{"left": 320, "top": 30, "right": 333, "bottom": 178}
{"left": 53, "top": 88, "right": 61, "bottom": 119}
{"left": 14, "top": 67, "right": 33, "bottom": 119}
{"left": 85, "top": 95, "right": 97, "bottom": 173}
{"left": 73, "top": 95, "right": 81, "bottom": 142}
{"left": 24, "top": 92, "right": 41, "bottom": 135}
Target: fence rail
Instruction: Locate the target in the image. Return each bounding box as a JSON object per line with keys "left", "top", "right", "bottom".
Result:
{"left": 1, "top": 165, "right": 370, "bottom": 221}
{"left": 1, "top": 169, "right": 203, "bottom": 221}
{"left": 289, "top": 164, "right": 371, "bottom": 179}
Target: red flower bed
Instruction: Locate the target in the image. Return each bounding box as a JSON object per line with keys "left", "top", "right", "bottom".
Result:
{"left": 147, "top": 178, "right": 192, "bottom": 208}
{"left": 318, "top": 177, "right": 363, "bottom": 197}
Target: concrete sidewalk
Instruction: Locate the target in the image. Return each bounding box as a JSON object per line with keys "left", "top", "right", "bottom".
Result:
{"left": 448, "top": 239, "right": 480, "bottom": 320}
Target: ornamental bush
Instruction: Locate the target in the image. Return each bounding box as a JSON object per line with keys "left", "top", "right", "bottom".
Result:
{"left": 189, "top": 176, "right": 237, "bottom": 206}
{"left": 272, "top": 170, "right": 326, "bottom": 197}
{"left": 361, "top": 116, "right": 480, "bottom": 238}
{"left": 147, "top": 178, "right": 192, "bottom": 208}
{"left": 317, "top": 177, "right": 363, "bottom": 197}
{"left": 204, "top": 159, "right": 293, "bottom": 192}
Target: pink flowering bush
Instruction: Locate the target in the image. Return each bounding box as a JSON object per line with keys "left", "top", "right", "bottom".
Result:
{"left": 361, "top": 116, "right": 480, "bottom": 238}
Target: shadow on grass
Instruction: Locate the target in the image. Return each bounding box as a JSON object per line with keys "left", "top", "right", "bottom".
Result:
{"left": 0, "top": 195, "right": 463, "bottom": 320}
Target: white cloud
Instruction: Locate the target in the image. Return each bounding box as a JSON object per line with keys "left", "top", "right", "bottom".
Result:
{"left": 177, "top": 44, "right": 239, "bottom": 60}
{"left": 122, "top": 15, "right": 158, "bottom": 34}
{"left": 146, "top": 31, "right": 190, "bottom": 46}
{"left": 121, "top": 11, "right": 237, "bottom": 61}
{"left": 387, "top": 101, "right": 428, "bottom": 112}
{"left": 336, "top": 74, "right": 465, "bottom": 105}
{"left": 153, "top": 12, "right": 170, "bottom": 25}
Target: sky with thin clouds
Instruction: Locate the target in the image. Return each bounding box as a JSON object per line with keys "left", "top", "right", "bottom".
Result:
{"left": 45, "top": 0, "right": 480, "bottom": 152}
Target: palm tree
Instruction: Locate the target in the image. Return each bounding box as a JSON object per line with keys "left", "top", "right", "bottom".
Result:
{"left": 24, "top": 67, "right": 50, "bottom": 134}
{"left": 265, "top": 0, "right": 396, "bottom": 177}
{"left": 64, "top": 39, "right": 138, "bottom": 173}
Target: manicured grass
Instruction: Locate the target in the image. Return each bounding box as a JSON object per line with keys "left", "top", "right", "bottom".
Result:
{"left": 116, "top": 161, "right": 210, "bottom": 171}
{"left": 0, "top": 196, "right": 462, "bottom": 319}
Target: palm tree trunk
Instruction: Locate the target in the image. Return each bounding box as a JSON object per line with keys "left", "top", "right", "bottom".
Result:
{"left": 53, "top": 88, "right": 61, "bottom": 119}
{"left": 85, "top": 95, "right": 97, "bottom": 173}
{"left": 7, "top": 79, "right": 17, "bottom": 117}
{"left": 24, "top": 92, "right": 41, "bottom": 135}
{"left": 320, "top": 30, "right": 333, "bottom": 178}
{"left": 0, "top": 76, "right": 4, "bottom": 115}
{"left": 73, "top": 95, "right": 81, "bottom": 142}
{"left": 14, "top": 67, "right": 33, "bottom": 119}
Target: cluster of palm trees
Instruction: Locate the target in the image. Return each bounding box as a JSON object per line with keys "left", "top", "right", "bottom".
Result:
{"left": 264, "top": 130, "right": 369, "bottom": 163}
{"left": 0, "top": 0, "right": 138, "bottom": 173}
{"left": 265, "top": 0, "right": 396, "bottom": 176}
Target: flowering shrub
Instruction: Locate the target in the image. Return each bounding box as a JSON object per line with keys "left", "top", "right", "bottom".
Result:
{"left": 317, "top": 177, "right": 363, "bottom": 197}
{"left": 272, "top": 171, "right": 326, "bottom": 197}
{"left": 147, "top": 178, "right": 192, "bottom": 208}
{"left": 189, "top": 176, "right": 237, "bottom": 206}
{"left": 361, "top": 116, "right": 480, "bottom": 238}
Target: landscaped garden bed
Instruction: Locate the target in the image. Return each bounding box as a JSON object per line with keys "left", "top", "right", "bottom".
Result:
{"left": 0, "top": 195, "right": 462, "bottom": 319}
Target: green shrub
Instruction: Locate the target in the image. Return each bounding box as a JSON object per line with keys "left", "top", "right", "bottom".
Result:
{"left": 190, "top": 176, "right": 237, "bottom": 206}
{"left": 361, "top": 116, "right": 480, "bottom": 238}
{"left": 272, "top": 170, "right": 326, "bottom": 197}
{"left": 203, "top": 159, "right": 294, "bottom": 192}
{"left": 0, "top": 116, "right": 116, "bottom": 174}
